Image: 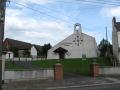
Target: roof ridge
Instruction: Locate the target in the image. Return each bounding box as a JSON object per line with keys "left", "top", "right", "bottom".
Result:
{"left": 6, "top": 38, "right": 31, "bottom": 45}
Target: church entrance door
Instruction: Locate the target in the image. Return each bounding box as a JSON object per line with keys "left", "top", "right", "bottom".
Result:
{"left": 59, "top": 53, "right": 65, "bottom": 59}
{"left": 54, "top": 47, "right": 68, "bottom": 60}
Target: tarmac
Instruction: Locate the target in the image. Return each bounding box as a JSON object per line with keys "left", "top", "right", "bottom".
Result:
{"left": 2, "top": 73, "right": 120, "bottom": 90}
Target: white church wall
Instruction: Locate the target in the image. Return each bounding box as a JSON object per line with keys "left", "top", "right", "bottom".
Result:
{"left": 47, "top": 23, "right": 98, "bottom": 60}
{"left": 47, "top": 51, "right": 59, "bottom": 59}
{"left": 81, "top": 34, "right": 97, "bottom": 58}
{"left": 47, "top": 34, "right": 97, "bottom": 59}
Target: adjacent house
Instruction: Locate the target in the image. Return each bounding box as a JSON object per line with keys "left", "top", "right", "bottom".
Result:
{"left": 112, "top": 17, "right": 120, "bottom": 63}
{"left": 47, "top": 23, "right": 98, "bottom": 59}
{"left": 30, "top": 45, "right": 43, "bottom": 58}
{"left": 3, "top": 38, "right": 42, "bottom": 58}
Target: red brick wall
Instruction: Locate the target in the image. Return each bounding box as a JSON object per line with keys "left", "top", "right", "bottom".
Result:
{"left": 90, "top": 63, "right": 99, "bottom": 77}
{"left": 54, "top": 63, "right": 63, "bottom": 80}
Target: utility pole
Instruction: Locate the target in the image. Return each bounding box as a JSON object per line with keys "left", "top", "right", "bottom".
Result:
{"left": 0, "top": 0, "right": 8, "bottom": 89}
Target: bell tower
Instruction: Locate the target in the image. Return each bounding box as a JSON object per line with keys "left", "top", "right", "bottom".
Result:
{"left": 73, "top": 23, "right": 83, "bottom": 46}
{"left": 74, "top": 23, "right": 82, "bottom": 34}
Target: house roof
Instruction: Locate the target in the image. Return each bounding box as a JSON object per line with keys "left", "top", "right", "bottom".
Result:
{"left": 33, "top": 45, "right": 43, "bottom": 52}
{"left": 2, "top": 45, "right": 8, "bottom": 51}
{"left": 4, "top": 38, "right": 32, "bottom": 50}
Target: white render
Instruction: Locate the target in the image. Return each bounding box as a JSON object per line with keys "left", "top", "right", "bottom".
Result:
{"left": 112, "top": 17, "right": 120, "bottom": 63}
{"left": 5, "top": 51, "right": 14, "bottom": 60}
{"left": 30, "top": 46, "right": 37, "bottom": 58}
{"left": 5, "top": 69, "right": 54, "bottom": 81}
{"left": 47, "top": 23, "right": 98, "bottom": 59}
{"left": 99, "top": 67, "right": 120, "bottom": 75}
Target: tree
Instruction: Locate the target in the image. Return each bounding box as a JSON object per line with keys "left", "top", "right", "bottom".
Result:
{"left": 23, "top": 50, "right": 30, "bottom": 57}
{"left": 98, "top": 38, "right": 113, "bottom": 57}
{"left": 9, "top": 47, "right": 18, "bottom": 57}
{"left": 42, "top": 43, "right": 52, "bottom": 57}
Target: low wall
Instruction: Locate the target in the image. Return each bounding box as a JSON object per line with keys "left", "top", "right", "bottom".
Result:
{"left": 100, "top": 66, "right": 120, "bottom": 75}
{"left": 13, "top": 57, "right": 32, "bottom": 61}
{"left": 5, "top": 57, "right": 47, "bottom": 61}
{"left": 5, "top": 69, "right": 54, "bottom": 81}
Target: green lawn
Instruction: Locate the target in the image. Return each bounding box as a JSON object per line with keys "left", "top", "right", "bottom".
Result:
{"left": 5, "top": 57, "right": 111, "bottom": 75}
{"left": 32, "top": 57, "right": 111, "bottom": 75}
{"left": 5, "top": 61, "right": 26, "bottom": 70}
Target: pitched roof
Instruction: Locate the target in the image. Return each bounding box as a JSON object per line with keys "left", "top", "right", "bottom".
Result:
{"left": 2, "top": 45, "right": 8, "bottom": 51}
{"left": 5, "top": 38, "right": 32, "bottom": 50}
{"left": 33, "top": 45, "right": 43, "bottom": 52}
{"left": 54, "top": 47, "right": 68, "bottom": 53}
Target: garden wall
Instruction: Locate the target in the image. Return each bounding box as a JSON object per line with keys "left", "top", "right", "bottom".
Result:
{"left": 99, "top": 66, "right": 120, "bottom": 75}
{"left": 4, "top": 69, "right": 54, "bottom": 82}
{"left": 5, "top": 57, "right": 47, "bottom": 61}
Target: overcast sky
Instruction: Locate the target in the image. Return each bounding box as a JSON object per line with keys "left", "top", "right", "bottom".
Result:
{"left": 4, "top": 0, "right": 120, "bottom": 46}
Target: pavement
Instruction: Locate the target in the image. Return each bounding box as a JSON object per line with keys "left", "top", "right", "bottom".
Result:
{"left": 47, "top": 83, "right": 120, "bottom": 90}
{"left": 2, "top": 74, "right": 120, "bottom": 90}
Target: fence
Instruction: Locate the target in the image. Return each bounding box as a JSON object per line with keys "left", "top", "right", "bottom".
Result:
{"left": 4, "top": 69, "right": 54, "bottom": 82}
{"left": 5, "top": 57, "right": 47, "bottom": 61}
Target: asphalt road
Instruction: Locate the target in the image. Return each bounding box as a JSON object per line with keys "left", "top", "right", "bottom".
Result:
{"left": 3, "top": 75, "right": 120, "bottom": 90}
{"left": 45, "top": 83, "right": 120, "bottom": 90}
{"left": 4, "top": 83, "right": 120, "bottom": 90}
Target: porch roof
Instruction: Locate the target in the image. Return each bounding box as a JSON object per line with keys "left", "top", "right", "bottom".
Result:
{"left": 54, "top": 47, "right": 68, "bottom": 53}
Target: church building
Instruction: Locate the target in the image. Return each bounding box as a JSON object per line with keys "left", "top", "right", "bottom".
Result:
{"left": 47, "top": 23, "right": 98, "bottom": 59}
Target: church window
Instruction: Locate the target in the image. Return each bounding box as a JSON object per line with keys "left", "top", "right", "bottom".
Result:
{"left": 77, "top": 40, "right": 79, "bottom": 42}
{"left": 73, "top": 40, "right": 75, "bottom": 42}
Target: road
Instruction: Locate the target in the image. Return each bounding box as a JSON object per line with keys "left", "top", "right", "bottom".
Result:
{"left": 45, "top": 83, "right": 120, "bottom": 90}
{"left": 3, "top": 83, "right": 120, "bottom": 90}
{"left": 44, "top": 83, "right": 120, "bottom": 90}
{"left": 3, "top": 74, "right": 120, "bottom": 90}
